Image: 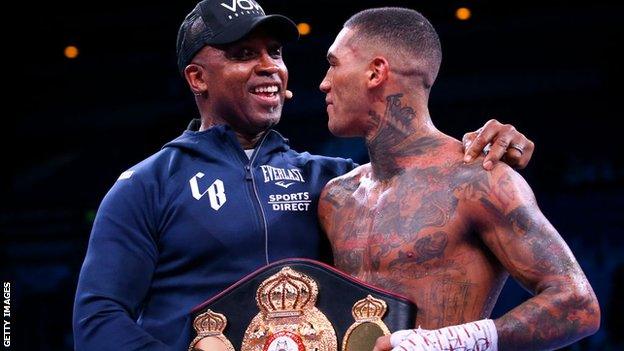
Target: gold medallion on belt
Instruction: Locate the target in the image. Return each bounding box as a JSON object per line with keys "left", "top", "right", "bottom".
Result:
{"left": 242, "top": 266, "right": 336, "bottom": 351}
{"left": 190, "top": 266, "right": 393, "bottom": 351}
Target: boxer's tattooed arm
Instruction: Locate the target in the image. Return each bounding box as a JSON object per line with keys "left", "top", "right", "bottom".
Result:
{"left": 476, "top": 166, "right": 600, "bottom": 350}
{"left": 497, "top": 294, "right": 598, "bottom": 350}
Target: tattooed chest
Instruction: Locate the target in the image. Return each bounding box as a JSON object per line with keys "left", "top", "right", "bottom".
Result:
{"left": 331, "top": 180, "right": 461, "bottom": 276}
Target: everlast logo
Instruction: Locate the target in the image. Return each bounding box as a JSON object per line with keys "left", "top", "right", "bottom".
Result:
{"left": 260, "top": 165, "right": 305, "bottom": 189}
{"left": 220, "top": 0, "right": 264, "bottom": 13}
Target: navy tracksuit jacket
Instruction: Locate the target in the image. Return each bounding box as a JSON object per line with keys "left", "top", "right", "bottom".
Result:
{"left": 73, "top": 123, "right": 355, "bottom": 350}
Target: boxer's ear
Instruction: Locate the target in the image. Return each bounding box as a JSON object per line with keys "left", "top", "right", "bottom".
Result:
{"left": 367, "top": 57, "right": 389, "bottom": 89}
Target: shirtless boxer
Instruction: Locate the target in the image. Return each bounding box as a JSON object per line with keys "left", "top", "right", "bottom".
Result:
{"left": 318, "top": 7, "right": 600, "bottom": 351}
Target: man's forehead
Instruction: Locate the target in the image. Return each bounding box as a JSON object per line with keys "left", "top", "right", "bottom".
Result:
{"left": 327, "top": 27, "right": 357, "bottom": 58}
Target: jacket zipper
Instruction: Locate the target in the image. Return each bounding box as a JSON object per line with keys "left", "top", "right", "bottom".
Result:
{"left": 245, "top": 132, "right": 271, "bottom": 265}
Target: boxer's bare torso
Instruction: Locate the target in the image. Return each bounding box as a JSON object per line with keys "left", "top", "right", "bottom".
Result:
{"left": 318, "top": 93, "right": 598, "bottom": 347}
{"left": 319, "top": 135, "right": 528, "bottom": 329}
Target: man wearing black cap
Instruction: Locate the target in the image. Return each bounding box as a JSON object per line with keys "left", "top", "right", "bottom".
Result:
{"left": 72, "top": 1, "right": 534, "bottom": 350}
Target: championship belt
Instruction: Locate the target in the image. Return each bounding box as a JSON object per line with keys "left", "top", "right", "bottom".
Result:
{"left": 189, "top": 258, "right": 416, "bottom": 351}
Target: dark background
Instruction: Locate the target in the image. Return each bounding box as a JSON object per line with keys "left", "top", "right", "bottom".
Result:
{"left": 2, "top": 0, "right": 622, "bottom": 350}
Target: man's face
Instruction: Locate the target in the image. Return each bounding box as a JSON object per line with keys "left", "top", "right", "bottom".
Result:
{"left": 320, "top": 27, "right": 370, "bottom": 137}
{"left": 192, "top": 29, "right": 288, "bottom": 135}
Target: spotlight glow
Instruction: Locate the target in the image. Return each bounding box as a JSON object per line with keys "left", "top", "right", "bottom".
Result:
{"left": 64, "top": 45, "right": 79, "bottom": 59}
{"left": 456, "top": 7, "right": 472, "bottom": 21}
{"left": 297, "top": 23, "right": 311, "bottom": 36}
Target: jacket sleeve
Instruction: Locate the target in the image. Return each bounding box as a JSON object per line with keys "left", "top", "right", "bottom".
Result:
{"left": 347, "top": 159, "right": 358, "bottom": 171}
{"left": 339, "top": 157, "right": 358, "bottom": 175}
{"left": 73, "top": 175, "right": 168, "bottom": 351}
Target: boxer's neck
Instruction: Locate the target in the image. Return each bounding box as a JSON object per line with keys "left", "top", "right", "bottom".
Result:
{"left": 365, "top": 92, "right": 441, "bottom": 181}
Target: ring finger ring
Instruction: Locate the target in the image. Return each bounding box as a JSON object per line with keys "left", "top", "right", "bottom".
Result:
{"left": 508, "top": 143, "right": 524, "bottom": 155}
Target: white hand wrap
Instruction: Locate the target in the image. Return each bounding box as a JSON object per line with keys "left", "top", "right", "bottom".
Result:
{"left": 390, "top": 319, "right": 498, "bottom": 351}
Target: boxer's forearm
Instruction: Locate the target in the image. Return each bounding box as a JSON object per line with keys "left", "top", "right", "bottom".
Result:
{"left": 494, "top": 284, "right": 600, "bottom": 350}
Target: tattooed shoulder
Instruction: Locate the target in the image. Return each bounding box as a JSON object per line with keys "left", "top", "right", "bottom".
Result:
{"left": 318, "top": 166, "right": 366, "bottom": 234}
{"left": 484, "top": 162, "right": 536, "bottom": 214}
{"left": 320, "top": 165, "right": 367, "bottom": 208}
{"left": 454, "top": 161, "right": 540, "bottom": 233}
{"left": 449, "top": 160, "right": 492, "bottom": 203}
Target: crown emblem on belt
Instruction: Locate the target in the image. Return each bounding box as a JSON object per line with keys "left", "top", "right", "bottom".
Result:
{"left": 194, "top": 309, "right": 227, "bottom": 336}
{"left": 243, "top": 266, "right": 337, "bottom": 351}
{"left": 342, "top": 295, "right": 391, "bottom": 351}
{"left": 352, "top": 295, "right": 387, "bottom": 321}
{"left": 189, "top": 310, "right": 235, "bottom": 351}
{"left": 256, "top": 267, "right": 318, "bottom": 318}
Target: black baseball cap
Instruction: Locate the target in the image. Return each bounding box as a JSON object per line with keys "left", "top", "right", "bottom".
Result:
{"left": 176, "top": 0, "right": 300, "bottom": 74}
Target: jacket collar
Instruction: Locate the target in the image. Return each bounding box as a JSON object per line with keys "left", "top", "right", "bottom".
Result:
{"left": 162, "top": 120, "right": 290, "bottom": 160}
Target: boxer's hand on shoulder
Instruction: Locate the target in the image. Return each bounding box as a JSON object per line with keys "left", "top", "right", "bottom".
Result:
{"left": 462, "top": 119, "right": 535, "bottom": 171}
{"left": 373, "top": 334, "right": 393, "bottom": 351}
